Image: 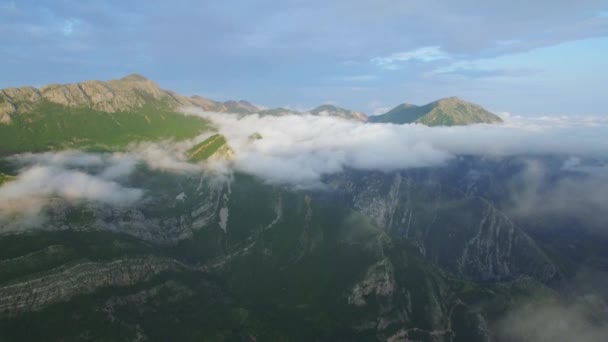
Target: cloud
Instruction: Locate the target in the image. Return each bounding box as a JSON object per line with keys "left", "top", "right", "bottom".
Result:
{"left": 497, "top": 299, "right": 608, "bottom": 342}
{"left": 503, "top": 157, "right": 608, "bottom": 233}
{"left": 182, "top": 108, "right": 608, "bottom": 188}
{"left": 331, "top": 75, "right": 378, "bottom": 82}
{"left": 0, "top": 145, "right": 207, "bottom": 224}
{"left": 0, "top": 165, "right": 142, "bottom": 222}
{"left": 371, "top": 46, "right": 447, "bottom": 69}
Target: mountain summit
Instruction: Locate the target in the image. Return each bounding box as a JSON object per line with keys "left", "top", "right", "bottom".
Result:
{"left": 369, "top": 97, "right": 502, "bottom": 126}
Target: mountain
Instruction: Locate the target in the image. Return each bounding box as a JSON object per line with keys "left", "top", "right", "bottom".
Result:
{"left": 0, "top": 166, "right": 564, "bottom": 341}
{"left": 257, "top": 107, "right": 299, "bottom": 117}
{"left": 0, "top": 74, "right": 213, "bottom": 155}
{"left": 1, "top": 74, "right": 607, "bottom": 341}
{"left": 369, "top": 97, "right": 503, "bottom": 126}
{"left": 309, "top": 104, "right": 368, "bottom": 122}
{"left": 255, "top": 105, "right": 368, "bottom": 122}
{"left": 222, "top": 100, "right": 259, "bottom": 114}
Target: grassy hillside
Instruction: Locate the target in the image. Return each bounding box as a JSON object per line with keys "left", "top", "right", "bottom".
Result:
{"left": 187, "top": 134, "right": 230, "bottom": 161}
{"left": 0, "top": 100, "right": 209, "bottom": 155}
{"left": 370, "top": 97, "right": 502, "bottom": 126}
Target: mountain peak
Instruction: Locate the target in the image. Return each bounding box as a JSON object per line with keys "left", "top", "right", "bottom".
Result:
{"left": 369, "top": 97, "right": 502, "bottom": 126}
{"left": 120, "top": 74, "right": 149, "bottom": 82}
{"left": 222, "top": 100, "right": 259, "bottom": 114}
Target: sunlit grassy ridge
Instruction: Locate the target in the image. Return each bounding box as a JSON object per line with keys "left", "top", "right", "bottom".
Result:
{"left": 187, "top": 134, "right": 230, "bottom": 161}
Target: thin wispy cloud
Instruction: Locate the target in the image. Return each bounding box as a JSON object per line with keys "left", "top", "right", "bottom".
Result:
{"left": 371, "top": 46, "right": 448, "bottom": 69}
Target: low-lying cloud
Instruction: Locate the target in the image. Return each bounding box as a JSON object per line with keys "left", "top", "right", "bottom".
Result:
{"left": 497, "top": 298, "right": 608, "bottom": 342}
{"left": 0, "top": 144, "right": 214, "bottom": 225}
{"left": 183, "top": 108, "right": 608, "bottom": 187}
{"left": 0, "top": 151, "right": 144, "bottom": 224}
{"left": 504, "top": 157, "right": 608, "bottom": 233}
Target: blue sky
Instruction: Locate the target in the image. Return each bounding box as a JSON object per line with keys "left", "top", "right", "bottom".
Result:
{"left": 1, "top": 0, "right": 607, "bottom": 115}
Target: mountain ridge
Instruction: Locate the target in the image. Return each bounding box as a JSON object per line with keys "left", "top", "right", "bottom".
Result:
{"left": 1, "top": 74, "right": 501, "bottom": 126}
{"left": 369, "top": 97, "right": 503, "bottom": 126}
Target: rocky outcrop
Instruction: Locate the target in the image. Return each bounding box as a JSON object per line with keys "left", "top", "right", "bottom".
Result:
{"left": 0, "top": 256, "right": 184, "bottom": 317}
{"left": 0, "top": 74, "right": 260, "bottom": 124}
{"left": 328, "top": 171, "right": 558, "bottom": 282}
{"left": 0, "top": 172, "right": 232, "bottom": 245}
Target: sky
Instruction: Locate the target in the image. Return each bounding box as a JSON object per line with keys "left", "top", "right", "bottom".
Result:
{"left": 1, "top": 0, "right": 608, "bottom": 115}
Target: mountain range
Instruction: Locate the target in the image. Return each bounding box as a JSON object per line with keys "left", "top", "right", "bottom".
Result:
{"left": 0, "top": 74, "right": 500, "bottom": 125}
{"left": 1, "top": 74, "right": 603, "bottom": 342}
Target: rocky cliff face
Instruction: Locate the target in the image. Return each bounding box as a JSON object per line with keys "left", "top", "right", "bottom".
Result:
{"left": 328, "top": 171, "right": 558, "bottom": 283}
{"left": 0, "top": 75, "right": 175, "bottom": 121}
{"left": 0, "top": 256, "right": 184, "bottom": 317}
{"left": 1, "top": 170, "right": 231, "bottom": 245}
{"left": 0, "top": 74, "right": 260, "bottom": 124}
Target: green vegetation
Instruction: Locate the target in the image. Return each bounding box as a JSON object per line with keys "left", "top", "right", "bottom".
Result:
{"left": 248, "top": 132, "right": 263, "bottom": 140}
{"left": 187, "top": 134, "right": 228, "bottom": 161}
{"left": 369, "top": 97, "right": 502, "bottom": 126}
{"left": 0, "top": 169, "right": 576, "bottom": 341}
{"left": 0, "top": 173, "right": 14, "bottom": 185}
{"left": 0, "top": 100, "right": 209, "bottom": 155}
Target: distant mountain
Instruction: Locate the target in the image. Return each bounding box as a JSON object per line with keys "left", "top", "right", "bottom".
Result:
{"left": 222, "top": 100, "right": 259, "bottom": 114}
{"left": 309, "top": 104, "right": 368, "bottom": 122}
{"left": 256, "top": 107, "right": 299, "bottom": 117}
{"left": 369, "top": 97, "right": 502, "bottom": 126}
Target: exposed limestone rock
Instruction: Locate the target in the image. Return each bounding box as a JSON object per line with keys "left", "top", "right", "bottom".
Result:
{"left": 0, "top": 74, "right": 200, "bottom": 116}
{"left": 328, "top": 171, "right": 558, "bottom": 282}
{"left": 1, "top": 87, "right": 42, "bottom": 117}
{"left": 39, "top": 83, "right": 90, "bottom": 108}
{"left": 0, "top": 98, "right": 14, "bottom": 124}
{"left": 348, "top": 259, "right": 396, "bottom": 306}
{"left": 0, "top": 256, "right": 184, "bottom": 317}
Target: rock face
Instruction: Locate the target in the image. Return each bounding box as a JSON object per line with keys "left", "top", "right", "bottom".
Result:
{"left": 0, "top": 74, "right": 262, "bottom": 124}
{"left": 369, "top": 97, "right": 502, "bottom": 126}
{"left": 328, "top": 171, "right": 558, "bottom": 282}
{"left": 0, "top": 256, "right": 184, "bottom": 317}
{"left": 0, "top": 75, "right": 178, "bottom": 120}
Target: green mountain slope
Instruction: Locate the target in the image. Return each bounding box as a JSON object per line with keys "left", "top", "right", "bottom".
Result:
{"left": 0, "top": 171, "right": 559, "bottom": 341}
{"left": 369, "top": 97, "right": 502, "bottom": 126}
{"left": 187, "top": 134, "right": 234, "bottom": 161}
{"left": 0, "top": 75, "right": 210, "bottom": 155}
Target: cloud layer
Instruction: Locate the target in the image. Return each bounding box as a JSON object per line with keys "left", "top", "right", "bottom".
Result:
{"left": 0, "top": 144, "right": 214, "bottom": 225}
{"left": 185, "top": 109, "right": 608, "bottom": 187}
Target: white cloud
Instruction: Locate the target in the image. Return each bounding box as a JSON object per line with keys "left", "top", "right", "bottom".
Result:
{"left": 182, "top": 108, "right": 608, "bottom": 188}
{"left": 371, "top": 46, "right": 447, "bottom": 69}
{"left": 332, "top": 74, "right": 378, "bottom": 82}
{"left": 0, "top": 145, "right": 207, "bottom": 223}
{"left": 0, "top": 165, "right": 143, "bottom": 219}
